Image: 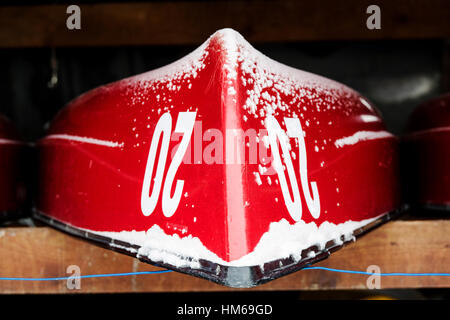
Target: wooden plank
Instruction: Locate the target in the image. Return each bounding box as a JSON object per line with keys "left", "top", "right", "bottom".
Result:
{"left": 0, "top": 220, "right": 449, "bottom": 293}
{"left": 0, "top": 0, "right": 450, "bottom": 48}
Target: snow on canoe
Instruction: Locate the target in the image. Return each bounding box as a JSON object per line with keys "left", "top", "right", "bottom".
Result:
{"left": 35, "top": 29, "right": 402, "bottom": 287}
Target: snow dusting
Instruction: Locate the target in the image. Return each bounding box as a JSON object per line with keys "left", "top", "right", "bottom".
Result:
{"left": 89, "top": 215, "right": 380, "bottom": 268}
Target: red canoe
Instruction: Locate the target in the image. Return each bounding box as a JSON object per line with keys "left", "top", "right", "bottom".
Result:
{"left": 403, "top": 93, "right": 450, "bottom": 211}
{"left": 35, "top": 29, "right": 401, "bottom": 287}
{"left": 0, "top": 114, "right": 26, "bottom": 222}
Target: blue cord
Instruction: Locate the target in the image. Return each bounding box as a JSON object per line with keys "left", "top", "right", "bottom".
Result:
{"left": 0, "top": 267, "right": 449, "bottom": 281}
{"left": 302, "top": 266, "right": 450, "bottom": 276}
{"left": 0, "top": 270, "right": 172, "bottom": 281}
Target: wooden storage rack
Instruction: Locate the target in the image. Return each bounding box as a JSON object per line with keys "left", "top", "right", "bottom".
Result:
{"left": 0, "top": 219, "right": 449, "bottom": 293}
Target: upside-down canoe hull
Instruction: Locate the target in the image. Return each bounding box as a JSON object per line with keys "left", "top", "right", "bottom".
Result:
{"left": 36, "top": 29, "right": 402, "bottom": 287}
{"left": 403, "top": 93, "right": 450, "bottom": 211}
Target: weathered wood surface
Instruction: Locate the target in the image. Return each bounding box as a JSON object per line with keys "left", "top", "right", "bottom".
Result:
{"left": 0, "top": 1, "right": 450, "bottom": 48}
{"left": 0, "top": 220, "right": 449, "bottom": 293}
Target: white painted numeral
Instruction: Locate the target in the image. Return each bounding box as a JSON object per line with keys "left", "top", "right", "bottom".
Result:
{"left": 141, "top": 112, "right": 196, "bottom": 217}
{"left": 266, "top": 116, "right": 303, "bottom": 221}
{"left": 285, "top": 118, "right": 320, "bottom": 218}
{"left": 266, "top": 115, "right": 320, "bottom": 221}
{"left": 162, "top": 112, "right": 196, "bottom": 217}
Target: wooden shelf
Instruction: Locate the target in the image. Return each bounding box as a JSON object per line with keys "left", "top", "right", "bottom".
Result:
{"left": 0, "top": 0, "right": 450, "bottom": 48}
{"left": 0, "top": 220, "right": 449, "bottom": 293}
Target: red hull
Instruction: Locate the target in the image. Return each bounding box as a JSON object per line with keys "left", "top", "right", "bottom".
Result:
{"left": 403, "top": 93, "right": 450, "bottom": 209}
{"left": 36, "top": 29, "right": 401, "bottom": 286}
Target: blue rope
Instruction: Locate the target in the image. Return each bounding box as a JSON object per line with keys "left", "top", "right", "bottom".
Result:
{"left": 302, "top": 266, "right": 450, "bottom": 276}
{"left": 0, "top": 267, "right": 449, "bottom": 281}
{"left": 0, "top": 270, "right": 172, "bottom": 281}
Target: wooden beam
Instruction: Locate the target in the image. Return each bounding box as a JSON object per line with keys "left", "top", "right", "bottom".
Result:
{"left": 0, "top": 1, "right": 449, "bottom": 48}
{"left": 0, "top": 220, "right": 449, "bottom": 293}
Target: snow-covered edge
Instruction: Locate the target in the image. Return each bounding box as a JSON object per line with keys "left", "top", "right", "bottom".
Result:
{"left": 89, "top": 215, "right": 381, "bottom": 269}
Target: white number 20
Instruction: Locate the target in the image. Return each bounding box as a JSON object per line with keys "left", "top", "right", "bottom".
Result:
{"left": 140, "top": 112, "right": 196, "bottom": 218}
{"left": 266, "top": 115, "right": 320, "bottom": 221}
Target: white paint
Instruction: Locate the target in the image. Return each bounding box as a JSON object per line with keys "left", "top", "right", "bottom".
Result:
{"left": 334, "top": 131, "right": 393, "bottom": 148}
{"left": 141, "top": 113, "right": 172, "bottom": 216}
{"left": 141, "top": 112, "right": 196, "bottom": 218}
{"left": 45, "top": 134, "right": 124, "bottom": 148}
{"left": 266, "top": 115, "right": 320, "bottom": 222}
{"left": 162, "top": 112, "right": 196, "bottom": 217}
{"left": 267, "top": 115, "right": 302, "bottom": 222}
{"left": 285, "top": 117, "right": 320, "bottom": 219}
